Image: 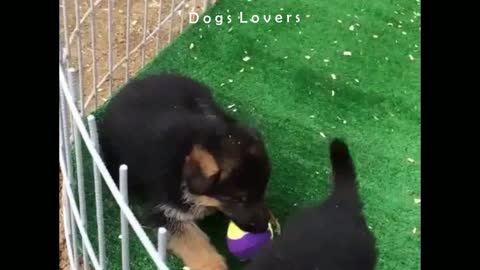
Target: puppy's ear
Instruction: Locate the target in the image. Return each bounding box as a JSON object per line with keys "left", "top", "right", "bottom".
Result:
{"left": 182, "top": 145, "right": 220, "bottom": 195}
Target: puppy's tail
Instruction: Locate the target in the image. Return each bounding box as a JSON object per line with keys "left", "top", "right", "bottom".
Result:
{"left": 329, "top": 139, "right": 361, "bottom": 207}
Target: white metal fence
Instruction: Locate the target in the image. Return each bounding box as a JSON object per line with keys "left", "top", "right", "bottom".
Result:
{"left": 59, "top": 1, "right": 215, "bottom": 269}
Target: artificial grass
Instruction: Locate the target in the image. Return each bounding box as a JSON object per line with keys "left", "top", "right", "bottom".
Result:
{"left": 77, "top": 0, "right": 420, "bottom": 269}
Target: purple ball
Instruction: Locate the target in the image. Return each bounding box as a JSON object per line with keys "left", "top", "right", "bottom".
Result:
{"left": 226, "top": 222, "right": 273, "bottom": 261}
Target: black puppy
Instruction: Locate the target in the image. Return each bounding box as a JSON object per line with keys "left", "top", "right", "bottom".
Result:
{"left": 98, "top": 73, "right": 272, "bottom": 270}
{"left": 245, "top": 139, "right": 377, "bottom": 270}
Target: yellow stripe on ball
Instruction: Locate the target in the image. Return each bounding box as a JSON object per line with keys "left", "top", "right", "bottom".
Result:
{"left": 227, "top": 222, "right": 248, "bottom": 240}
{"left": 227, "top": 222, "right": 275, "bottom": 240}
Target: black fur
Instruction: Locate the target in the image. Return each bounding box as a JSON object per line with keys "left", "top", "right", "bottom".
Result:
{"left": 97, "top": 73, "right": 271, "bottom": 233}
{"left": 245, "top": 139, "right": 377, "bottom": 270}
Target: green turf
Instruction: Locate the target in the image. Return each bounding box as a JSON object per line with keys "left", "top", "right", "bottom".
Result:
{"left": 77, "top": 0, "right": 420, "bottom": 269}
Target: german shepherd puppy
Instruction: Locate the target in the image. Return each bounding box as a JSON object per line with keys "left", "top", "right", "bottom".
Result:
{"left": 98, "top": 73, "right": 272, "bottom": 270}
{"left": 245, "top": 139, "right": 377, "bottom": 270}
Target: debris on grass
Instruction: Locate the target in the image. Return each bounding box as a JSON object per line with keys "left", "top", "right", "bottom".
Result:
{"left": 414, "top": 198, "right": 421, "bottom": 204}
{"left": 407, "top": 158, "right": 415, "bottom": 163}
{"left": 189, "top": 43, "right": 194, "bottom": 49}
{"left": 337, "top": 19, "right": 343, "bottom": 23}
{"left": 373, "top": 34, "right": 379, "bottom": 38}
{"left": 331, "top": 74, "right": 337, "bottom": 80}
{"left": 354, "top": 78, "right": 360, "bottom": 83}
{"left": 320, "top": 132, "right": 326, "bottom": 138}
{"left": 343, "top": 51, "right": 352, "bottom": 56}
{"left": 402, "top": 31, "right": 407, "bottom": 35}
{"left": 305, "top": 55, "right": 311, "bottom": 59}
{"left": 331, "top": 90, "right": 335, "bottom": 96}
{"left": 228, "top": 79, "right": 233, "bottom": 83}
{"left": 239, "top": 68, "right": 245, "bottom": 73}
{"left": 227, "top": 104, "right": 236, "bottom": 109}
{"left": 310, "top": 115, "right": 315, "bottom": 118}
{"left": 409, "top": 54, "right": 415, "bottom": 61}
{"left": 349, "top": 25, "right": 355, "bottom": 31}
{"left": 284, "top": 56, "right": 288, "bottom": 59}
{"left": 373, "top": 115, "right": 379, "bottom": 120}
{"left": 324, "top": 59, "right": 330, "bottom": 63}
{"left": 242, "top": 56, "right": 251, "bottom": 62}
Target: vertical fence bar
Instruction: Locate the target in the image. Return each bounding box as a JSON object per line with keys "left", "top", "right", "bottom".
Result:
{"left": 61, "top": 0, "right": 70, "bottom": 65}
{"left": 60, "top": 99, "right": 78, "bottom": 270}
{"left": 89, "top": 0, "right": 99, "bottom": 110}
{"left": 71, "top": 68, "right": 89, "bottom": 270}
{"left": 125, "top": 0, "right": 132, "bottom": 82}
{"left": 60, "top": 79, "right": 74, "bottom": 186}
{"left": 167, "top": 0, "right": 175, "bottom": 43}
{"left": 141, "top": 0, "right": 149, "bottom": 67}
{"left": 157, "top": 227, "right": 168, "bottom": 264}
{"left": 73, "top": 0, "right": 84, "bottom": 115}
{"left": 67, "top": 68, "right": 79, "bottom": 143}
{"left": 88, "top": 115, "right": 106, "bottom": 269}
{"left": 120, "top": 165, "right": 130, "bottom": 270}
{"left": 108, "top": 0, "right": 114, "bottom": 96}
{"left": 62, "top": 191, "right": 78, "bottom": 270}
{"left": 179, "top": 3, "right": 185, "bottom": 33}
{"left": 60, "top": 74, "right": 79, "bottom": 268}
{"left": 155, "top": 0, "right": 163, "bottom": 51}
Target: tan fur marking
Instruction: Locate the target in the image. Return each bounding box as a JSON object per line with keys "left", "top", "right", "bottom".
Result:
{"left": 168, "top": 222, "right": 227, "bottom": 270}
{"left": 219, "top": 157, "right": 238, "bottom": 181}
{"left": 190, "top": 145, "right": 219, "bottom": 178}
{"left": 193, "top": 195, "right": 223, "bottom": 208}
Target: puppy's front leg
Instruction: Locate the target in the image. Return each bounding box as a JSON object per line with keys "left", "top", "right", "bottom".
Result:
{"left": 168, "top": 222, "right": 227, "bottom": 270}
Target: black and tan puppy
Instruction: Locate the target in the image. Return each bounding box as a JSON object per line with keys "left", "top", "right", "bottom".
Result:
{"left": 245, "top": 139, "right": 377, "bottom": 270}
{"left": 98, "top": 73, "right": 271, "bottom": 270}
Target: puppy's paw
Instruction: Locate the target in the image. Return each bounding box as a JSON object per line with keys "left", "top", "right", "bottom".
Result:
{"left": 187, "top": 253, "right": 227, "bottom": 270}
{"left": 168, "top": 222, "right": 228, "bottom": 270}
